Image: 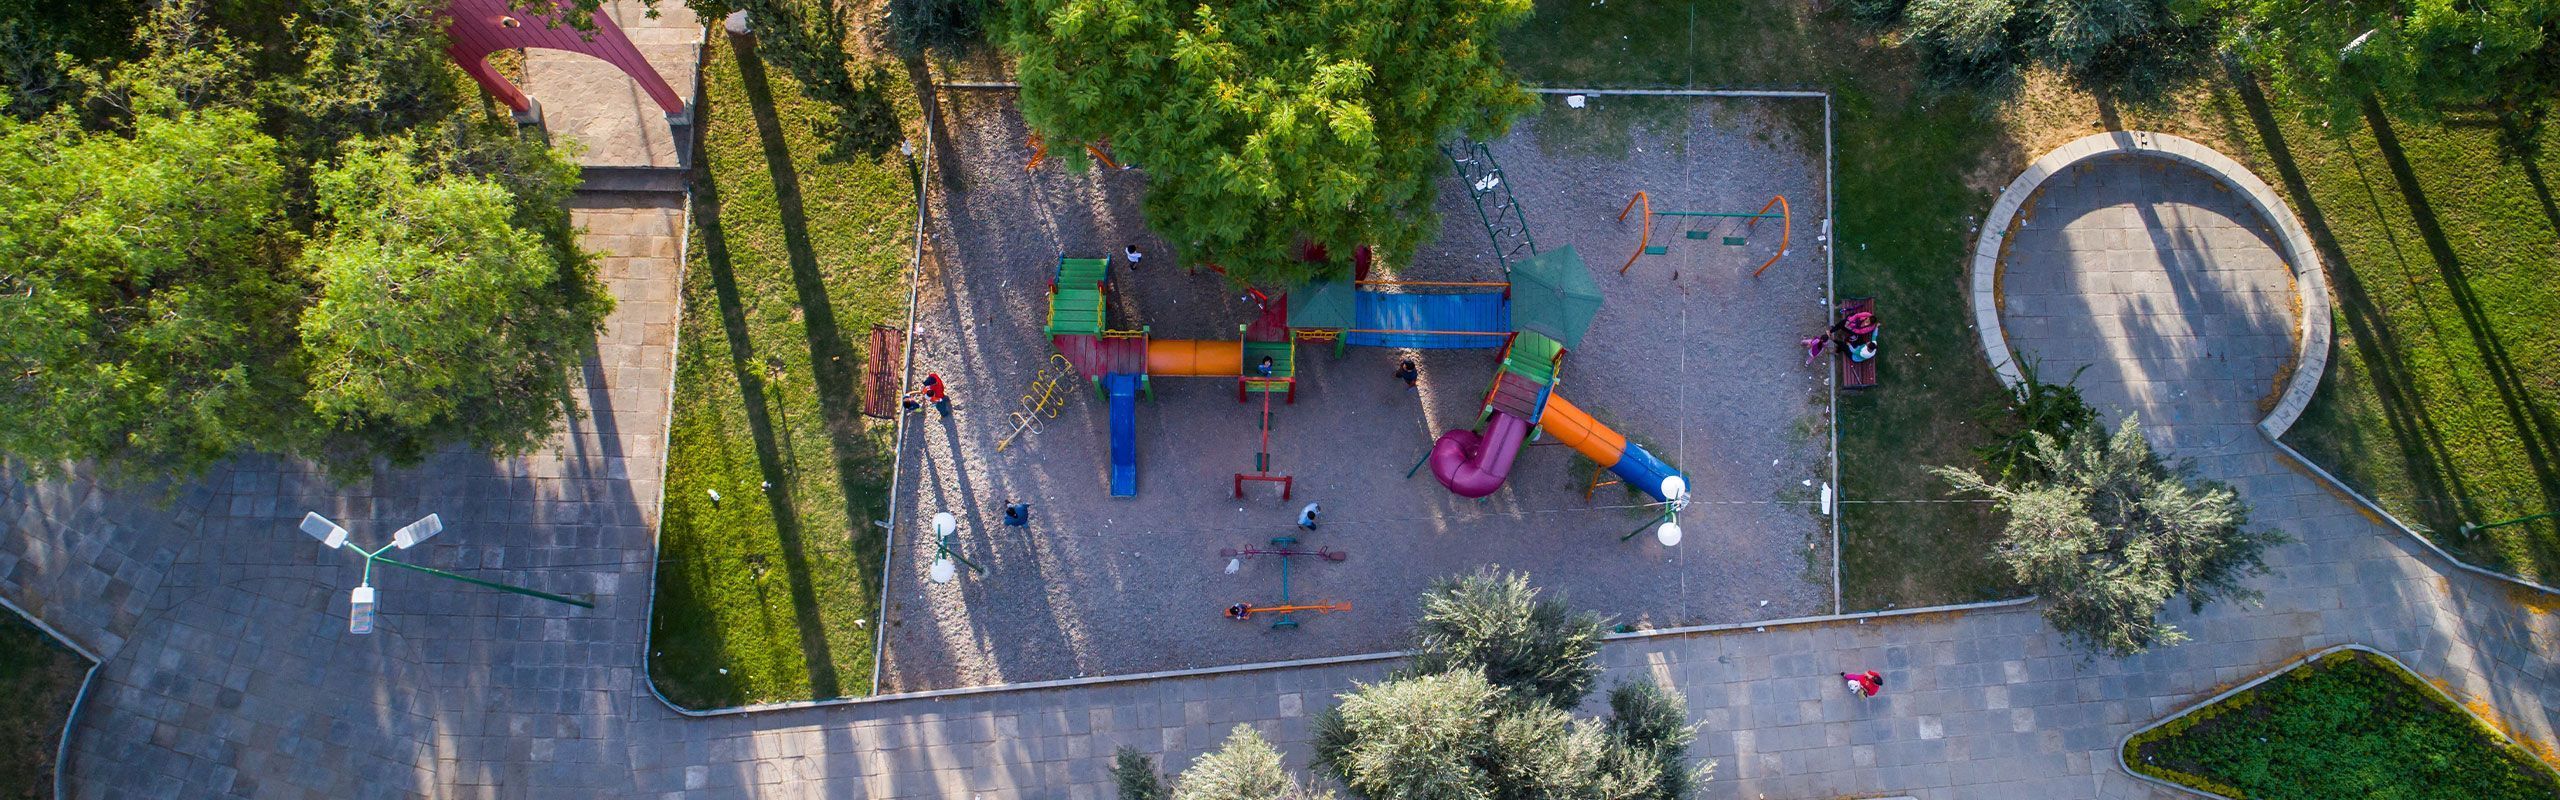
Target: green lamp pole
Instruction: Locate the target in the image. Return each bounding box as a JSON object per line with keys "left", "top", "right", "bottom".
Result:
{"left": 302, "top": 512, "right": 593, "bottom": 635}
{"left": 927, "top": 512, "right": 984, "bottom": 584}
{"left": 1617, "top": 476, "right": 1692, "bottom": 546}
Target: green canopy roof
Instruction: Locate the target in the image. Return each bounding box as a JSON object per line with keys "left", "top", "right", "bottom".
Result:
{"left": 1507, "top": 245, "right": 1604, "bottom": 350}
{"left": 1285, "top": 279, "right": 1358, "bottom": 329}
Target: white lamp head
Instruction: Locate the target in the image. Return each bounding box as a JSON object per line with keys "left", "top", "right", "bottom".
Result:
{"left": 1659, "top": 476, "right": 1690, "bottom": 510}
{"left": 1656, "top": 521, "right": 1683, "bottom": 547}
{"left": 390, "top": 514, "right": 444, "bottom": 550}
{"left": 929, "top": 558, "right": 957, "bottom": 584}
{"left": 348, "top": 586, "right": 376, "bottom": 635}
{"left": 931, "top": 512, "right": 957, "bottom": 538}
{"left": 301, "top": 512, "right": 349, "bottom": 550}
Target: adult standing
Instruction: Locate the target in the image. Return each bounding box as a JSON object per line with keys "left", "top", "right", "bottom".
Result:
{"left": 921, "top": 373, "right": 951, "bottom": 418}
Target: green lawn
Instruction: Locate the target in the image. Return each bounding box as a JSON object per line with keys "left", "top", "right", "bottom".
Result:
{"left": 0, "top": 612, "right": 87, "bottom": 798}
{"left": 2228, "top": 89, "right": 2560, "bottom": 584}
{"left": 2127, "top": 649, "right": 2560, "bottom": 799}
{"left": 647, "top": 33, "right": 916, "bottom": 708}
{"left": 1501, "top": 0, "right": 2018, "bottom": 609}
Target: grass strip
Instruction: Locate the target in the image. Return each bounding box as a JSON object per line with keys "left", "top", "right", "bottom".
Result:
{"left": 648, "top": 32, "right": 917, "bottom": 708}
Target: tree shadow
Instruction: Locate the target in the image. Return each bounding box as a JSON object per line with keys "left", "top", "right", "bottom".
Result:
{"left": 689, "top": 145, "right": 842, "bottom": 700}
{"left": 2501, "top": 116, "right": 2560, "bottom": 245}
{"left": 732, "top": 33, "right": 893, "bottom": 632}
{"left": 2359, "top": 96, "right": 2560, "bottom": 537}
{"left": 2225, "top": 62, "right": 2485, "bottom": 534}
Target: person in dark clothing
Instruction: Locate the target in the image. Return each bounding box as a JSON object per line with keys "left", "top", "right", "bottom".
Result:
{"left": 1256, "top": 357, "right": 1276, "bottom": 378}
{"left": 1394, "top": 359, "right": 1419, "bottom": 390}
{"left": 1002, "top": 501, "right": 1031, "bottom": 528}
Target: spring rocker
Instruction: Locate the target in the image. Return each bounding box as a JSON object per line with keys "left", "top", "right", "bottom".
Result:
{"left": 1221, "top": 536, "right": 1348, "bottom": 629}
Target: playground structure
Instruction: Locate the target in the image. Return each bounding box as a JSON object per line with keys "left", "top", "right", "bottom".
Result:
{"left": 996, "top": 354, "right": 1074, "bottom": 452}
{"left": 1038, "top": 143, "right": 1695, "bottom": 508}
{"left": 1223, "top": 536, "right": 1349, "bottom": 629}
{"left": 1616, "top": 191, "right": 1792, "bottom": 278}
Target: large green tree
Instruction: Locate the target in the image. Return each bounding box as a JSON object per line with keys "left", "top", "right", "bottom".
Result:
{"left": 296, "top": 140, "right": 608, "bottom": 469}
{"left": 2216, "top": 0, "right": 2559, "bottom": 129}
{"left": 0, "top": 102, "right": 299, "bottom": 477}
{"left": 998, "top": 0, "right": 1535, "bottom": 285}
{"left": 1936, "top": 417, "right": 2287, "bottom": 657}
{"left": 0, "top": 0, "right": 610, "bottom": 480}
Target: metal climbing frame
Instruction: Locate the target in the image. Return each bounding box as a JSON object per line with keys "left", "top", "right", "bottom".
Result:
{"left": 1445, "top": 140, "right": 1537, "bottom": 269}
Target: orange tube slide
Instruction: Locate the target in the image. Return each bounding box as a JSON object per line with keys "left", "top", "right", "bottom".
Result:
{"left": 1145, "top": 339, "right": 1243, "bottom": 377}
{"left": 1536, "top": 395, "right": 1627, "bottom": 468}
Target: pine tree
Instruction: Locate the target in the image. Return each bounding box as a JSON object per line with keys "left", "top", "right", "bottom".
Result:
{"left": 1171, "top": 726, "right": 1326, "bottom": 800}
{"left": 1409, "top": 568, "right": 1606, "bottom": 710}
{"left": 1936, "top": 416, "right": 2287, "bottom": 657}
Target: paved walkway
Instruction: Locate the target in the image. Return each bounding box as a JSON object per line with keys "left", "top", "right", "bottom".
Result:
{"left": 1, "top": 62, "right": 2551, "bottom": 800}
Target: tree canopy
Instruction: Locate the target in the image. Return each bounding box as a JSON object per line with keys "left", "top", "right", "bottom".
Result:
{"left": 1309, "top": 569, "right": 1707, "bottom": 800}
{"left": 2216, "top": 0, "right": 2559, "bottom": 129}
{"left": 1937, "top": 416, "right": 2287, "bottom": 657}
{"left": 1863, "top": 0, "right": 2222, "bottom": 99}
{"left": 0, "top": 0, "right": 609, "bottom": 480}
{"left": 1409, "top": 568, "right": 1606, "bottom": 710}
{"left": 998, "top": 0, "right": 1535, "bottom": 285}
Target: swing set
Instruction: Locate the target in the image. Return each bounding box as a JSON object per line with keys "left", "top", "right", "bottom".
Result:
{"left": 1616, "top": 191, "right": 1791, "bottom": 278}
{"left": 1024, "top": 132, "right": 1125, "bottom": 172}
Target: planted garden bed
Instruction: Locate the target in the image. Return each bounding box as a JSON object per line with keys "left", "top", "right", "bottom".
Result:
{"left": 2124, "top": 647, "right": 2560, "bottom": 800}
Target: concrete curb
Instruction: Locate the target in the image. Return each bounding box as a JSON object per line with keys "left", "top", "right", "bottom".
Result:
{"left": 2114, "top": 644, "right": 2560, "bottom": 799}
{"left": 1968, "top": 131, "right": 2332, "bottom": 439}
{"left": 644, "top": 590, "right": 2035, "bottom": 717}
{"left": 2266, "top": 435, "right": 2560, "bottom": 596}
{"left": 1, "top": 591, "right": 103, "bottom": 800}
{"left": 632, "top": 24, "right": 711, "bottom": 720}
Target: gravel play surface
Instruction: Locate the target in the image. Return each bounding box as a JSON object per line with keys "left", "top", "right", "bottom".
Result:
{"left": 879, "top": 92, "right": 1834, "bottom": 692}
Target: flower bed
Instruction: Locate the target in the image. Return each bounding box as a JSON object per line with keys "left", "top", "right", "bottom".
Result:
{"left": 2124, "top": 647, "right": 2560, "bottom": 800}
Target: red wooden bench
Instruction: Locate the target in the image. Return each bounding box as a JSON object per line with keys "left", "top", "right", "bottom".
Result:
{"left": 1838, "top": 297, "right": 1879, "bottom": 391}
{"left": 863, "top": 325, "right": 906, "bottom": 418}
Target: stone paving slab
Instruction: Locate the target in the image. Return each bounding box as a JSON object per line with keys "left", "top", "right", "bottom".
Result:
{"left": 524, "top": 0, "right": 702, "bottom": 169}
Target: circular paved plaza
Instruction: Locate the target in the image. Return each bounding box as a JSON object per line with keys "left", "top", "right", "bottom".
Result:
{"left": 1995, "top": 154, "right": 2303, "bottom": 455}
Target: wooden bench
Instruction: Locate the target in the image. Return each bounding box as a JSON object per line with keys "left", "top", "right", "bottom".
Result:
{"left": 1838, "top": 297, "right": 1879, "bottom": 391}
{"left": 863, "top": 324, "right": 906, "bottom": 418}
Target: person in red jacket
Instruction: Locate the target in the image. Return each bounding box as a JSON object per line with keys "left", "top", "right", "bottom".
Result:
{"left": 1842, "top": 670, "right": 1884, "bottom": 698}
{"left": 921, "top": 373, "right": 951, "bottom": 418}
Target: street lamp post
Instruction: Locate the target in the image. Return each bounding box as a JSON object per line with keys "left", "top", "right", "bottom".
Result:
{"left": 926, "top": 511, "right": 984, "bottom": 584}
{"left": 1619, "top": 476, "right": 1692, "bottom": 546}
{"left": 302, "top": 512, "right": 594, "bottom": 635}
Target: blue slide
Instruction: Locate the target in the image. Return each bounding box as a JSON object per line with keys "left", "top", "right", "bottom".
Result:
{"left": 1105, "top": 373, "right": 1139, "bottom": 496}
{"left": 1344, "top": 291, "right": 1510, "bottom": 349}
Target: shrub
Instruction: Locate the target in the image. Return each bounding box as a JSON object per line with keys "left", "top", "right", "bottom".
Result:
{"left": 2127, "top": 650, "right": 2560, "bottom": 800}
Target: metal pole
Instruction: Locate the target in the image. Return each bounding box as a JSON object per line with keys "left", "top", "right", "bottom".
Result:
{"left": 2461, "top": 510, "right": 2558, "bottom": 537}
{"left": 1621, "top": 508, "right": 1674, "bottom": 542}
{"left": 370, "top": 555, "right": 597, "bottom": 608}
{"left": 936, "top": 532, "right": 983, "bottom": 574}
{"left": 1653, "top": 211, "right": 1784, "bottom": 219}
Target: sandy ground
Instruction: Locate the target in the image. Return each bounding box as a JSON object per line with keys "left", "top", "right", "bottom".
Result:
{"left": 879, "top": 92, "right": 1834, "bottom": 691}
